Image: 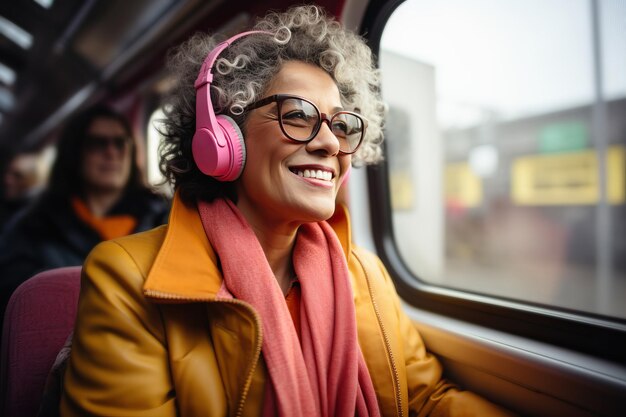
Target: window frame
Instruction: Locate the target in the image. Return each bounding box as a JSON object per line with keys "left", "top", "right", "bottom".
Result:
{"left": 360, "top": 0, "right": 626, "bottom": 363}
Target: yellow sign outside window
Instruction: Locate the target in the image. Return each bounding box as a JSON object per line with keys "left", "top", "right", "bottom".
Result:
{"left": 444, "top": 163, "right": 482, "bottom": 208}
{"left": 512, "top": 146, "right": 625, "bottom": 205}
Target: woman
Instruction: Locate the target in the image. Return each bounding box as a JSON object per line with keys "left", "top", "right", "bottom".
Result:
{"left": 0, "top": 106, "right": 169, "bottom": 329}
{"left": 61, "top": 6, "right": 513, "bottom": 417}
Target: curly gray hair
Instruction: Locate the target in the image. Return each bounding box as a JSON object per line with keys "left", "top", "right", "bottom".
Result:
{"left": 160, "top": 5, "right": 385, "bottom": 204}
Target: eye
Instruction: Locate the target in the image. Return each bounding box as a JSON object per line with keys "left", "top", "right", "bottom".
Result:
{"left": 280, "top": 98, "right": 318, "bottom": 127}
{"left": 282, "top": 109, "right": 309, "bottom": 121}
{"left": 281, "top": 110, "right": 316, "bottom": 127}
{"left": 331, "top": 120, "right": 348, "bottom": 137}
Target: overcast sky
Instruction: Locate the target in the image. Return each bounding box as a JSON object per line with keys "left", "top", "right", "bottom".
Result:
{"left": 380, "top": 0, "right": 626, "bottom": 127}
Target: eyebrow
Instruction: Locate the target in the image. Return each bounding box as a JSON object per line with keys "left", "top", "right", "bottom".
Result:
{"left": 290, "top": 97, "right": 343, "bottom": 113}
{"left": 285, "top": 94, "right": 344, "bottom": 112}
{"left": 317, "top": 104, "right": 344, "bottom": 115}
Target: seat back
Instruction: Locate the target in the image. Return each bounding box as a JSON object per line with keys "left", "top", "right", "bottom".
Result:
{"left": 0, "top": 266, "right": 81, "bottom": 417}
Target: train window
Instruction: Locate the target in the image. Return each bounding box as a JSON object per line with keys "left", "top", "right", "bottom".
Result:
{"left": 378, "top": 0, "right": 626, "bottom": 318}
{"left": 146, "top": 106, "right": 172, "bottom": 196}
{"left": 33, "top": 0, "right": 54, "bottom": 9}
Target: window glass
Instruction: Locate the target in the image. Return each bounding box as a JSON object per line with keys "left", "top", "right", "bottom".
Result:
{"left": 146, "top": 107, "right": 173, "bottom": 196}
{"left": 379, "top": 0, "right": 626, "bottom": 318}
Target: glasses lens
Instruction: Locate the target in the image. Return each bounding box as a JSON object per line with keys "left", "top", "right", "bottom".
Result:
{"left": 85, "top": 135, "right": 130, "bottom": 153}
{"left": 279, "top": 98, "right": 319, "bottom": 141}
{"left": 331, "top": 113, "right": 364, "bottom": 153}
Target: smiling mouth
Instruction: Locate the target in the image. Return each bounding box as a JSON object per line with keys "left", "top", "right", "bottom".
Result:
{"left": 290, "top": 168, "right": 333, "bottom": 182}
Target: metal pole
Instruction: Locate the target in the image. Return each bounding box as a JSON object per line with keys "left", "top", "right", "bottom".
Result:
{"left": 590, "top": 0, "right": 612, "bottom": 315}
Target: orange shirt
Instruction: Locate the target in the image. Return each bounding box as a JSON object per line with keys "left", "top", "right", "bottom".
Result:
{"left": 71, "top": 197, "right": 137, "bottom": 241}
{"left": 285, "top": 280, "right": 301, "bottom": 343}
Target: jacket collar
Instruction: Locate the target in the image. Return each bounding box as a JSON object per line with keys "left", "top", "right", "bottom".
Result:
{"left": 144, "top": 192, "right": 352, "bottom": 300}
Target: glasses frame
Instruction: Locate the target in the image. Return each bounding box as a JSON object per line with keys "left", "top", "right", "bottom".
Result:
{"left": 83, "top": 134, "right": 132, "bottom": 154}
{"left": 245, "top": 94, "right": 367, "bottom": 154}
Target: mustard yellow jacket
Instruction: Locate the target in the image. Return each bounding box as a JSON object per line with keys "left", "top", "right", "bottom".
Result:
{"left": 61, "top": 195, "right": 513, "bottom": 417}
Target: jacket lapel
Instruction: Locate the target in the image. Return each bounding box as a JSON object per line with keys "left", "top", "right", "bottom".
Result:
{"left": 143, "top": 194, "right": 265, "bottom": 415}
{"left": 143, "top": 193, "right": 222, "bottom": 299}
{"left": 144, "top": 196, "right": 353, "bottom": 299}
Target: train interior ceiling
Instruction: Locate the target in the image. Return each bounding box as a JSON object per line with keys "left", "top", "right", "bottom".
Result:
{"left": 1, "top": 0, "right": 626, "bottom": 417}
{"left": 0, "top": 0, "right": 315, "bottom": 152}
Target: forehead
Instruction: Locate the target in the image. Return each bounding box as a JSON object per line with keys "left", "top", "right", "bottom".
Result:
{"left": 87, "top": 117, "right": 127, "bottom": 136}
{"left": 264, "top": 61, "right": 341, "bottom": 107}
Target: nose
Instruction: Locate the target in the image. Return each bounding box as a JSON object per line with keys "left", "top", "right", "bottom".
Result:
{"left": 100, "top": 142, "right": 120, "bottom": 158}
{"left": 305, "top": 120, "right": 340, "bottom": 156}
{"left": 106, "top": 141, "right": 124, "bottom": 154}
{"left": 102, "top": 139, "right": 129, "bottom": 157}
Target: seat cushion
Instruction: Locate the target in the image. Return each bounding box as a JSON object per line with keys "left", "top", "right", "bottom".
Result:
{"left": 0, "top": 266, "right": 81, "bottom": 417}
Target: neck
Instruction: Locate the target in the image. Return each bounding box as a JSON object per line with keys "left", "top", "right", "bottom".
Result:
{"left": 82, "top": 188, "right": 125, "bottom": 217}
{"left": 236, "top": 201, "right": 299, "bottom": 295}
{"left": 257, "top": 230, "right": 297, "bottom": 295}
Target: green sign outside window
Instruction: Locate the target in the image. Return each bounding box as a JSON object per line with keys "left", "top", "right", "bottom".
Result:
{"left": 539, "top": 122, "right": 588, "bottom": 153}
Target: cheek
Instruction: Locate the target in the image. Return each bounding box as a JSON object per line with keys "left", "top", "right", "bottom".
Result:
{"left": 238, "top": 149, "right": 265, "bottom": 192}
{"left": 123, "top": 151, "right": 133, "bottom": 169}
{"left": 339, "top": 157, "right": 352, "bottom": 184}
{"left": 80, "top": 154, "right": 93, "bottom": 175}
{"left": 243, "top": 135, "right": 286, "bottom": 175}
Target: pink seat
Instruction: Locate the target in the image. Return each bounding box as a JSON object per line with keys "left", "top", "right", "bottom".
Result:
{"left": 0, "top": 266, "right": 81, "bottom": 417}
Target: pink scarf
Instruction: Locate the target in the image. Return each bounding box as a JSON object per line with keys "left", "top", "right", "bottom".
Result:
{"left": 198, "top": 198, "right": 380, "bottom": 417}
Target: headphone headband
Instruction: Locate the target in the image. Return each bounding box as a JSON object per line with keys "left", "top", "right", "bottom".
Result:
{"left": 192, "top": 30, "right": 274, "bottom": 181}
{"left": 194, "top": 30, "right": 273, "bottom": 89}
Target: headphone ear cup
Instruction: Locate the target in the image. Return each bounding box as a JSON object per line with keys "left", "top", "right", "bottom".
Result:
{"left": 216, "top": 115, "right": 246, "bottom": 181}
{"left": 191, "top": 115, "right": 245, "bottom": 182}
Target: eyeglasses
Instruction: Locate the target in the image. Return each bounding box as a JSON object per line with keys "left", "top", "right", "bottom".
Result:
{"left": 245, "top": 94, "right": 367, "bottom": 154}
{"left": 83, "top": 135, "right": 132, "bottom": 153}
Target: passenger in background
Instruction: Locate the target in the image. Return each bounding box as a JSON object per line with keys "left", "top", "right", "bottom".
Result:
{"left": 0, "top": 105, "right": 169, "bottom": 327}
{"left": 61, "top": 6, "right": 513, "bottom": 417}
{"left": 0, "top": 148, "right": 52, "bottom": 230}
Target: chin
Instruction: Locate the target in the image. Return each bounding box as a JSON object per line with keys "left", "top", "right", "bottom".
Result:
{"left": 90, "top": 181, "right": 127, "bottom": 193}
{"left": 296, "top": 202, "right": 336, "bottom": 223}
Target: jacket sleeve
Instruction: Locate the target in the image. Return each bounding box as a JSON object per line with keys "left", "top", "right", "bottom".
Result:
{"left": 61, "top": 240, "right": 177, "bottom": 417}
{"left": 361, "top": 249, "right": 515, "bottom": 417}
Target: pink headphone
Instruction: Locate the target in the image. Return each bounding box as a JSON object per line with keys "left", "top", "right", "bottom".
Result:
{"left": 192, "top": 30, "right": 273, "bottom": 181}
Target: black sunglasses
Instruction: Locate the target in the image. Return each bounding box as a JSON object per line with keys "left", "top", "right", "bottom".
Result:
{"left": 245, "top": 94, "right": 367, "bottom": 154}
{"left": 83, "top": 135, "right": 132, "bottom": 153}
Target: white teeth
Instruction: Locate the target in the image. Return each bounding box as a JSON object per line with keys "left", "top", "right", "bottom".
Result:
{"left": 293, "top": 169, "right": 332, "bottom": 181}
